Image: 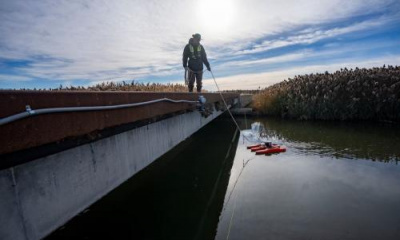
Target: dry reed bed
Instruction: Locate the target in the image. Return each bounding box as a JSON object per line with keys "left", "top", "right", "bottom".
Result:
{"left": 253, "top": 65, "right": 400, "bottom": 121}
{"left": 18, "top": 81, "right": 188, "bottom": 92}
{"left": 60, "top": 81, "right": 188, "bottom": 92}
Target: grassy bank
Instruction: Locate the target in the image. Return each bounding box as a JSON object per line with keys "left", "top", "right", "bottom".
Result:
{"left": 253, "top": 66, "right": 400, "bottom": 121}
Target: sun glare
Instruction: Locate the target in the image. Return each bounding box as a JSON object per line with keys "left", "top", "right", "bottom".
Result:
{"left": 198, "top": 0, "right": 235, "bottom": 34}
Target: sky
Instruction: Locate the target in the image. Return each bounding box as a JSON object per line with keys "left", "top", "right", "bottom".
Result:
{"left": 1, "top": 0, "right": 400, "bottom": 91}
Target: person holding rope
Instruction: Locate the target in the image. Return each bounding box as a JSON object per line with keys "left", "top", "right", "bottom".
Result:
{"left": 182, "top": 33, "right": 211, "bottom": 92}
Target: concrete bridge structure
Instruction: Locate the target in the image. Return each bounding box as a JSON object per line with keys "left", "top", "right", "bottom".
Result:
{"left": 0, "top": 91, "right": 252, "bottom": 240}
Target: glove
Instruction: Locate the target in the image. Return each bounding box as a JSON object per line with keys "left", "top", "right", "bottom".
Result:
{"left": 207, "top": 66, "right": 211, "bottom": 71}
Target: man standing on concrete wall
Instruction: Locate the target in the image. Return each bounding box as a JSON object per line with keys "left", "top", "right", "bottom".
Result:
{"left": 182, "top": 33, "right": 211, "bottom": 93}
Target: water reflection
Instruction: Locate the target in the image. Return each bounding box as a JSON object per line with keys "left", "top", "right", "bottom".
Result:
{"left": 216, "top": 118, "right": 400, "bottom": 240}
{"left": 46, "top": 117, "right": 239, "bottom": 240}
{"left": 256, "top": 118, "right": 400, "bottom": 163}
{"left": 45, "top": 116, "right": 400, "bottom": 240}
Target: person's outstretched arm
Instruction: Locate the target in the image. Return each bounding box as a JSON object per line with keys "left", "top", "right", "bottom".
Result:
{"left": 201, "top": 46, "right": 211, "bottom": 71}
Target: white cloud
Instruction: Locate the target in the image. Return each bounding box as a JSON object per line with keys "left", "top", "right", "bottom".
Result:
{"left": 235, "top": 15, "right": 399, "bottom": 56}
{"left": 214, "top": 38, "right": 400, "bottom": 76}
{"left": 223, "top": 52, "right": 309, "bottom": 68}
{"left": 201, "top": 55, "right": 400, "bottom": 91}
{"left": 0, "top": 74, "right": 32, "bottom": 82}
{"left": 0, "top": 0, "right": 398, "bottom": 86}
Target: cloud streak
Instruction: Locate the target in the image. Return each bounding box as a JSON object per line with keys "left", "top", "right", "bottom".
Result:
{"left": 0, "top": 0, "right": 399, "bottom": 89}
{"left": 202, "top": 55, "right": 400, "bottom": 91}
{"left": 234, "top": 14, "right": 399, "bottom": 56}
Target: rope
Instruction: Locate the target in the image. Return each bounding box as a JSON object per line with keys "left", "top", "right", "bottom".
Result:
{"left": 222, "top": 156, "right": 255, "bottom": 212}
{"left": 210, "top": 70, "right": 242, "bottom": 132}
{"left": 221, "top": 155, "right": 255, "bottom": 240}
{"left": 221, "top": 154, "right": 255, "bottom": 240}
{"left": 193, "top": 128, "right": 239, "bottom": 240}
{"left": 209, "top": 70, "right": 257, "bottom": 144}
{"left": 208, "top": 70, "right": 262, "bottom": 240}
{"left": 226, "top": 191, "right": 238, "bottom": 240}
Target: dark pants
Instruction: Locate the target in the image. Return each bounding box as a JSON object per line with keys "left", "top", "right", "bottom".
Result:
{"left": 188, "top": 71, "right": 203, "bottom": 92}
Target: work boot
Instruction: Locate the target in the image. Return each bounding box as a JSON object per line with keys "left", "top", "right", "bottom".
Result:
{"left": 188, "top": 87, "right": 193, "bottom": 92}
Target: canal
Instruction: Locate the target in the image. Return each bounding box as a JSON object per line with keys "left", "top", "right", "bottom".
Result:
{"left": 47, "top": 115, "right": 400, "bottom": 239}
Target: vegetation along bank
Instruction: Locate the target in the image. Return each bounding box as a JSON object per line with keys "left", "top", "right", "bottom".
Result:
{"left": 252, "top": 65, "right": 400, "bottom": 122}
{"left": 16, "top": 81, "right": 188, "bottom": 92}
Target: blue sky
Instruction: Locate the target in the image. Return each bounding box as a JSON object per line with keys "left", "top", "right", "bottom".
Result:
{"left": 1, "top": 0, "right": 400, "bottom": 90}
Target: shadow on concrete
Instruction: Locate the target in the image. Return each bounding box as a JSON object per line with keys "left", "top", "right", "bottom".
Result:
{"left": 46, "top": 114, "right": 239, "bottom": 240}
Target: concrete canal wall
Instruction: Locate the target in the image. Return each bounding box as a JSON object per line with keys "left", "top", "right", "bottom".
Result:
{"left": 0, "top": 91, "right": 241, "bottom": 240}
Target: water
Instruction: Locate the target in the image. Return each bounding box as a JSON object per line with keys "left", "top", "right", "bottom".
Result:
{"left": 46, "top": 117, "right": 239, "bottom": 240}
{"left": 216, "top": 118, "right": 400, "bottom": 240}
{"left": 47, "top": 116, "right": 400, "bottom": 239}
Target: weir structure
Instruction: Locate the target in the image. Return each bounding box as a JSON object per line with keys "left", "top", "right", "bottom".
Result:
{"left": 0, "top": 91, "right": 251, "bottom": 240}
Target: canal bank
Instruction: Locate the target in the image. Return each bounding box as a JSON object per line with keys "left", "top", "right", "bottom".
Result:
{"left": 0, "top": 91, "right": 241, "bottom": 240}
{"left": 46, "top": 115, "right": 239, "bottom": 240}
{"left": 8, "top": 114, "right": 400, "bottom": 240}
{"left": 47, "top": 116, "right": 400, "bottom": 240}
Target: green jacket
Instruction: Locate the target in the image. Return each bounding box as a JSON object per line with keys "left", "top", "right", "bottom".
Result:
{"left": 182, "top": 38, "right": 210, "bottom": 71}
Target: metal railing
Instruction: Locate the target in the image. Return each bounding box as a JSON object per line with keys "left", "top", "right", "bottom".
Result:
{"left": 0, "top": 98, "right": 199, "bottom": 126}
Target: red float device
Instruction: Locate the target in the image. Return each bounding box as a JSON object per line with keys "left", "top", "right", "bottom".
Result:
{"left": 246, "top": 144, "right": 261, "bottom": 149}
{"left": 255, "top": 146, "right": 286, "bottom": 155}
{"left": 250, "top": 145, "right": 266, "bottom": 151}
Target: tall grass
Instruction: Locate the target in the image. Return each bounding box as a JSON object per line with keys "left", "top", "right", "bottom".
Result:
{"left": 56, "top": 81, "right": 188, "bottom": 92}
{"left": 253, "top": 65, "right": 400, "bottom": 122}
{"left": 14, "top": 81, "right": 189, "bottom": 92}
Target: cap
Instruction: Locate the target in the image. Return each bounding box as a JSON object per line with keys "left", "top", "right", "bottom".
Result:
{"left": 192, "top": 33, "right": 201, "bottom": 40}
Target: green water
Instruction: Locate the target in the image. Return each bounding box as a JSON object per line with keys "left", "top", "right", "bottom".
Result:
{"left": 47, "top": 116, "right": 400, "bottom": 240}
{"left": 216, "top": 118, "right": 400, "bottom": 240}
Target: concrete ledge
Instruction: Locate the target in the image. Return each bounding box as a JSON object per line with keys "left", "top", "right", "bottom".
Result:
{"left": 0, "top": 91, "right": 239, "bottom": 155}
{"left": 0, "top": 105, "right": 225, "bottom": 240}
{"left": 239, "top": 94, "right": 253, "bottom": 107}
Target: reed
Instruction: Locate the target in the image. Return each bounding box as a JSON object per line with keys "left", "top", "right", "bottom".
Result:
{"left": 253, "top": 65, "right": 400, "bottom": 121}
{"left": 55, "top": 81, "right": 188, "bottom": 92}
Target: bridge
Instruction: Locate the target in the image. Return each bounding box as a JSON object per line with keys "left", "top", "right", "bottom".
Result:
{"left": 0, "top": 91, "right": 251, "bottom": 240}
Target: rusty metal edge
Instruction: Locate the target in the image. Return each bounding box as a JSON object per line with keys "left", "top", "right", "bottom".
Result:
{"left": 0, "top": 92, "right": 239, "bottom": 166}
{"left": 0, "top": 109, "right": 193, "bottom": 170}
